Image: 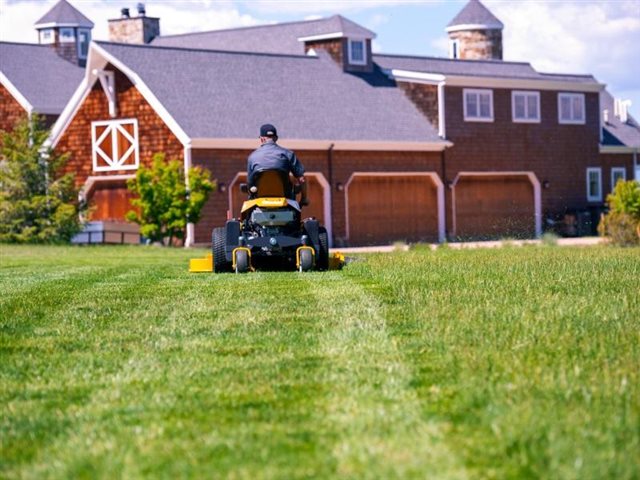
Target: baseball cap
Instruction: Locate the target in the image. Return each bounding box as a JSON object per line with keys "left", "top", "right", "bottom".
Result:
{"left": 260, "top": 124, "right": 278, "bottom": 137}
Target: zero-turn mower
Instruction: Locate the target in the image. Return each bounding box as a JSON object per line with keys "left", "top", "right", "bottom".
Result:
{"left": 189, "top": 170, "right": 344, "bottom": 273}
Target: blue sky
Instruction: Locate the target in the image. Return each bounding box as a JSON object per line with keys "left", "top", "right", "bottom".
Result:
{"left": 1, "top": 0, "right": 639, "bottom": 115}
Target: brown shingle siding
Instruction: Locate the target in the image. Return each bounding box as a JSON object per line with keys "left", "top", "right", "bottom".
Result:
{"left": 56, "top": 66, "right": 183, "bottom": 187}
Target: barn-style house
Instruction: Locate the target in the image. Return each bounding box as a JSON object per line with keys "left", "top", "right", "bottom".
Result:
{"left": 1, "top": 0, "right": 638, "bottom": 246}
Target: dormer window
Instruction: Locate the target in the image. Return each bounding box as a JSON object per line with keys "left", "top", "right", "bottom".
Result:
{"left": 59, "top": 27, "right": 75, "bottom": 43}
{"left": 78, "top": 29, "right": 91, "bottom": 59}
{"left": 449, "top": 39, "right": 460, "bottom": 59}
{"left": 348, "top": 39, "right": 366, "bottom": 65}
{"left": 39, "top": 29, "right": 54, "bottom": 44}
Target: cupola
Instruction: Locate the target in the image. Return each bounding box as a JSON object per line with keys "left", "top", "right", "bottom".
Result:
{"left": 446, "top": 0, "right": 503, "bottom": 61}
{"left": 34, "top": 0, "right": 94, "bottom": 67}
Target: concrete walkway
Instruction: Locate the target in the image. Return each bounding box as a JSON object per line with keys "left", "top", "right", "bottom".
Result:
{"left": 332, "top": 236, "right": 605, "bottom": 254}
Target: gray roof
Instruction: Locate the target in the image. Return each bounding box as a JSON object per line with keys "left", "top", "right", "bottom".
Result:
{"left": 152, "top": 15, "right": 375, "bottom": 55}
{"left": 97, "top": 41, "right": 440, "bottom": 143}
{"left": 373, "top": 53, "right": 600, "bottom": 84}
{"left": 0, "top": 42, "right": 84, "bottom": 114}
{"left": 601, "top": 90, "right": 640, "bottom": 147}
{"left": 34, "top": 0, "right": 94, "bottom": 28}
{"left": 447, "top": 0, "right": 503, "bottom": 30}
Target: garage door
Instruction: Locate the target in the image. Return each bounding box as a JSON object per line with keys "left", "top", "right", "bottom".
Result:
{"left": 230, "top": 172, "right": 326, "bottom": 224}
{"left": 89, "top": 181, "right": 136, "bottom": 221}
{"left": 453, "top": 174, "right": 536, "bottom": 240}
{"left": 346, "top": 174, "right": 441, "bottom": 246}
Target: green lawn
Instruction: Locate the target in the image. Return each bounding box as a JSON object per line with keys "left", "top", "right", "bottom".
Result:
{"left": 1, "top": 244, "right": 638, "bottom": 480}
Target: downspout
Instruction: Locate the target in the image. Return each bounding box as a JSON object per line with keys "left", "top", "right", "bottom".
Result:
{"left": 437, "top": 81, "right": 446, "bottom": 139}
{"left": 327, "top": 142, "right": 335, "bottom": 247}
{"left": 184, "top": 142, "right": 194, "bottom": 247}
{"left": 634, "top": 149, "right": 639, "bottom": 181}
{"left": 437, "top": 81, "right": 448, "bottom": 240}
{"left": 440, "top": 146, "right": 447, "bottom": 240}
{"left": 327, "top": 142, "right": 335, "bottom": 190}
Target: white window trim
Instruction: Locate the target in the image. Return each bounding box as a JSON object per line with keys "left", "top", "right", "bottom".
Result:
{"left": 91, "top": 118, "right": 140, "bottom": 172}
{"left": 39, "top": 29, "right": 54, "bottom": 44}
{"left": 77, "top": 29, "right": 91, "bottom": 60}
{"left": 348, "top": 39, "right": 367, "bottom": 66}
{"left": 611, "top": 167, "right": 626, "bottom": 191}
{"left": 512, "top": 90, "right": 541, "bottom": 123}
{"left": 558, "top": 92, "right": 586, "bottom": 125}
{"left": 463, "top": 88, "right": 494, "bottom": 122}
{"left": 586, "top": 167, "right": 602, "bottom": 202}
{"left": 449, "top": 38, "right": 460, "bottom": 59}
{"left": 59, "top": 27, "right": 75, "bottom": 43}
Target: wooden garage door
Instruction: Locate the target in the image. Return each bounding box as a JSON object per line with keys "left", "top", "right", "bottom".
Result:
{"left": 89, "top": 182, "right": 136, "bottom": 221}
{"left": 230, "top": 173, "right": 325, "bottom": 223}
{"left": 454, "top": 175, "right": 535, "bottom": 240}
{"left": 347, "top": 175, "right": 439, "bottom": 246}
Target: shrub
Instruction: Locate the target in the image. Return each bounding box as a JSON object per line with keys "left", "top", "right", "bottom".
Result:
{"left": 598, "top": 180, "right": 640, "bottom": 246}
{"left": 126, "top": 153, "right": 215, "bottom": 245}
{"left": 0, "top": 116, "right": 84, "bottom": 243}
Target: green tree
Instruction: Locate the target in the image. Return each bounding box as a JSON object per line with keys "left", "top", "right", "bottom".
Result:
{"left": 598, "top": 180, "right": 640, "bottom": 246}
{"left": 0, "top": 116, "right": 84, "bottom": 243}
{"left": 126, "top": 153, "right": 215, "bottom": 245}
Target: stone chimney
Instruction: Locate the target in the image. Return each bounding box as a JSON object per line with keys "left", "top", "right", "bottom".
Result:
{"left": 108, "top": 3, "right": 160, "bottom": 44}
{"left": 446, "top": 0, "right": 504, "bottom": 61}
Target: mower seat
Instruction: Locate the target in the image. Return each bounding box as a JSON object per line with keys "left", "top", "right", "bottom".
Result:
{"left": 251, "top": 170, "right": 294, "bottom": 199}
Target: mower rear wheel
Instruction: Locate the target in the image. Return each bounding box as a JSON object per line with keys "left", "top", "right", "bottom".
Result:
{"left": 212, "top": 227, "right": 231, "bottom": 273}
{"left": 234, "top": 249, "right": 250, "bottom": 274}
{"left": 299, "top": 248, "right": 313, "bottom": 272}
{"left": 317, "top": 227, "right": 329, "bottom": 271}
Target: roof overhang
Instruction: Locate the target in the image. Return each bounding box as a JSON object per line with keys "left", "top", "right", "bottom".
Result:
{"left": 297, "top": 31, "right": 375, "bottom": 42}
{"left": 599, "top": 145, "right": 639, "bottom": 154}
{"left": 446, "top": 23, "right": 503, "bottom": 33}
{"left": 386, "top": 68, "right": 605, "bottom": 93}
{"left": 0, "top": 71, "right": 33, "bottom": 114}
{"left": 35, "top": 22, "right": 94, "bottom": 29}
{"left": 191, "top": 138, "right": 452, "bottom": 151}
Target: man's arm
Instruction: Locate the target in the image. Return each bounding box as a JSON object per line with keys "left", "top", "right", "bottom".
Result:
{"left": 289, "top": 152, "right": 309, "bottom": 206}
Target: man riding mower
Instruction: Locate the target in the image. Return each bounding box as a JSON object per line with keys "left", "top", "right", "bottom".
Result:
{"left": 210, "top": 124, "right": 329, "bottom": 273}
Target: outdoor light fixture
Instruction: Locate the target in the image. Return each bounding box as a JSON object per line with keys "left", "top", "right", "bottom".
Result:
{"left": 543, "top": 180, "right": 550, "bottom": 189}
{"left": 336, "top": 182, "right": 344, "bottom": 192}
{"left": 218, "top": 182, "right": 227, "bottom": 192}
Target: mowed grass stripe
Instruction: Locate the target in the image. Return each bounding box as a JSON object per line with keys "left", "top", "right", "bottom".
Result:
{"left": 305, "top": 271, "right": 468, "bottom": 479}
{"left": 3, "top": 261, "right": 335, "bottom": 479}
{"left": 346, "top": 247, "right": 640, "bottom": 479}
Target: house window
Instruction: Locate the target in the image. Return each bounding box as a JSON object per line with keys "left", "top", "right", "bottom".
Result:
{"left": 512, "top": 91, "right": 540, "bottom": 123}
{"left": 464, "top": 89, "right": 494, "bottom": 122}
{"left": 78, "top": 29, "right": 91, "bottom": 59}
{"left": 449, "top": 39, "right": 460, "bottom": 59}
{"left": 92, "top": 119, "right": 139, "bottom": 172}
{"left": 59, "top": 27, "right": 75, "bottom": 43}
{"left": 586, "top": 167, "right": 602, "bottom": 202}
{"left": 559, "top": 93, "right": 585, "bottom": 124}
{"left": 611, "top": 167, "right": 626, "bottom": 191}
{"left": 348, "top": 39, "right": 366, "bottom": 65}
{"left": 39, "top": 29, "right": 54, "bottom": 44}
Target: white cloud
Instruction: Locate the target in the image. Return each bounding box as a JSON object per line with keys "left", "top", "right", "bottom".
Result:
{"left": 0, "top": 0, "right": 263, "bottom": 42}
{"left": 485, "top": 0, "right": 640, "bottom": 110}
{"left": 238, "top": 0, "right": 424, "bottom": 15}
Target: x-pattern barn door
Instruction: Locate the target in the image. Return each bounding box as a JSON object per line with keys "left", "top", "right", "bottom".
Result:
{"left": 91, "top": 119, "right": 139, "bottom": 172}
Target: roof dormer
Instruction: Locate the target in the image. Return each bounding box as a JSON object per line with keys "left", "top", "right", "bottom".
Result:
{"left": 298, "top": 15, "right": 376, "bottom": 73}
{"left": 34, "top": 0, "right": 94, "bottom": 67}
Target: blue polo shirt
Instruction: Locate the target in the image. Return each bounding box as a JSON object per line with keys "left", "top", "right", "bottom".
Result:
{"left": 247, "top": 140, "right": 305, "bottom": 185}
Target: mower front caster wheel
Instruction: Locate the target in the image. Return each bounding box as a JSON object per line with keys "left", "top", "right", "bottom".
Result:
{"left": 234, "top": 250, "right": 250, "bottom": 274}
{"left": 299, "top": 249, "right": 313, "bottom": 272}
